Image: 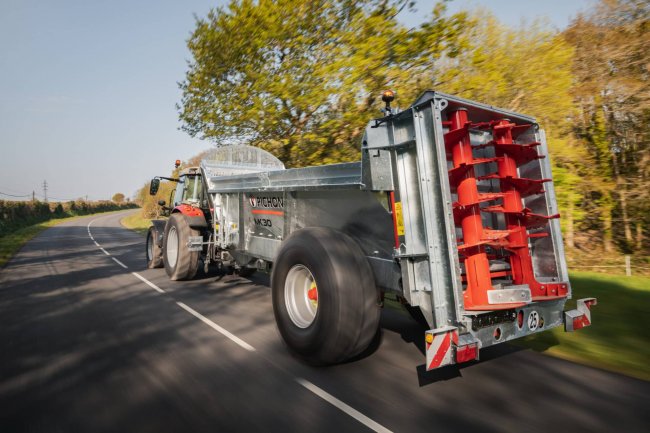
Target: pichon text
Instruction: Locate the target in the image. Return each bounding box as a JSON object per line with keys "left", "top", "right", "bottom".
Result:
{"left": 249, "top": 196, "right": 284, "bottom": 208}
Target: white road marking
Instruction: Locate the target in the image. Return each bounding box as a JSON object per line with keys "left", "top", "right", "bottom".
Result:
{"left": 88, "top": 219, "right": 98, "bottom": 245}
{"left": 132, "top": 272, "right": 166, "bottom": 294}
{"left": 176, "top": 301, "right": 256, "bottom": 352}
{"left": 296, "top": 378, "right": 392, "bottom": 433}
{"left": 100, "top": 248, "right": 110, "bottom": 256}
{"left": 111, "top": 257, "right": 128, "bottom": 269}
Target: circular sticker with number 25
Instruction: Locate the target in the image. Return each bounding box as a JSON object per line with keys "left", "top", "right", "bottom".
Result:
{"left": 528, "top": 311, "right": 539, "bottom": 331}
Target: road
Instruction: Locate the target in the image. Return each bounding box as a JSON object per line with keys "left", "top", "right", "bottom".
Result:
{"left": 1, "top": 211, "right": 648, "bottom": 433}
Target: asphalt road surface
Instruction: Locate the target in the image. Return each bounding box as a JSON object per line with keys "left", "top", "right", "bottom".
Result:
{"left": 1, "top": 211, "right": 648, "bottom": 433}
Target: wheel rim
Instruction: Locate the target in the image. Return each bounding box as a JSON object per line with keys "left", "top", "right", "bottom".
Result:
{"left": 147, "top": 232, "right": 154, "bottom": 261}
{"left": 284, "top": 264, "right": 318, "bottom": 328}
{"left": 166, "top": 226, "right": 179, "bottom": 267}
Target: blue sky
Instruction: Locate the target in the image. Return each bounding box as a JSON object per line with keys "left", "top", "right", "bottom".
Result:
{"left": 0, "top": 0, "right": 593, "bottom": 201}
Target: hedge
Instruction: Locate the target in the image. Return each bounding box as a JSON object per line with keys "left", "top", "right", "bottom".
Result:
{"left": 0, "top": 200, "right": 139, "bottom": 236}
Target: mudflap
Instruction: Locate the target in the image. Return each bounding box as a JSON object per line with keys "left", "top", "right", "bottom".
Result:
{"left": 151, "top": 219, "right": 167, "bottom": 247}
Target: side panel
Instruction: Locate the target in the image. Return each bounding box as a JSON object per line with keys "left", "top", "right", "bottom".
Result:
{"left": 242, "top": 192, "right": 286, "bottom": 262}
{"left": 287, "top": 190, "right": 399, "bottom": 292}
{"left": 286, "top": 190, "right": 393, "bottom": 254}
{"left": 244, "top": 192, "right": 286, "bottom": 241}
{"left": 224, "top": 188, "right": 401, "bottom": 291}
{"left": 523, "top": 129, "right": 571, "bottom": 288}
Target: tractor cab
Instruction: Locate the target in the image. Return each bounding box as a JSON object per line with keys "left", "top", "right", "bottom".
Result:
{"left": 148, "top": 163, "right": 210, "bottom": 219}
{"left": 171, "top": 167, "right": 209, "bottom": 210}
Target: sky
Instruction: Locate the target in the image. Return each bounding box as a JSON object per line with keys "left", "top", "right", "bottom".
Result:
{"left": 0, "top": 0, "right": 594, "bottom": 201}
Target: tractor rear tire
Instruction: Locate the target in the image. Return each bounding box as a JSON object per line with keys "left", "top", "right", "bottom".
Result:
{"left": 163, "top": 213, "right": 200, "bottom": 281}
{"left": 146, "top": 226, "right": 163, "bottom": 269}
{"left": 271, "top": 227, "right": 380, "bottom": 365}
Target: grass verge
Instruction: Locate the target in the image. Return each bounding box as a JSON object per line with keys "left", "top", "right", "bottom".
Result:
{"left": 518, "top": 271, "right": 650, "bottom": 381}
{"left": 0, "top": 210, "right": 133, "bottom": 268}
{"left": 120, "top": 212, "right": 152, "bottom": 236}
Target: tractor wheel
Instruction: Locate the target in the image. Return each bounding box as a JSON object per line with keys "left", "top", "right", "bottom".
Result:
{"left": 146, "top": 226, "right": 163, "bottom": 269}
{"left": 163, "top": 213, "right": 200, "bottom": 280}
{"left": 271, "top": 227, "right": 380, "bottom": 365}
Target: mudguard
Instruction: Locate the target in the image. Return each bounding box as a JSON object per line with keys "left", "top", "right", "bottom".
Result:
{"left": 150, "top": 219, "right": 167, "bottom": 247}
{"left": 172, "top": 204, "right": 208, "bottom": 229}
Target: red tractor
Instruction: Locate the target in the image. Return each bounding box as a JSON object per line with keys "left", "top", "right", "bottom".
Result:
{"left": 146, "top": 163, "right": 255, "bottom": 280}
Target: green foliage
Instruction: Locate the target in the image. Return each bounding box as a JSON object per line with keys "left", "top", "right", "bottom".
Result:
{"left": 0, "top": 200, "right": 138, "bottom": 237}
{"left": 179, "top": 0, "right": 468, "bottom": 167}
{"left": 135, "top": 179, "right": 177, "bottom": 219}
{"left": 565, "top": 0, "right": 650, "bottom": 254}
{"left": 436, "top": 14, "right": 575, "bottom": 132}
{"left": 112, "top": 192, "right": 126, "bottom": 203}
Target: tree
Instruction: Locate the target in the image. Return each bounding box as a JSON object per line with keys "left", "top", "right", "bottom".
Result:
{"left": 179, "top": 0, "right": 469, "bottom": 167}
{"left": 134, "top": 158, "right": 189, "bottom": 219}
{"left": 112, "top": 193, "right": 125, "bottom": 203}
{"left": 565, "top": 0, "right": 650, "bottom": 254}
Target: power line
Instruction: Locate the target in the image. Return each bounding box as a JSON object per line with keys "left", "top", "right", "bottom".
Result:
{"left": 1, "top": 186, "right": 34, "bottom": 195}
{"left": 0, "top": 189, "right": 81, "bottom": 202}
{"left": 48, "top": 195, "right": 78, "bottom": 201}
{"left": 42, "top": 180, "right": 48, "bottom": 202}
{"left": 0, "top": 191, "right": 32, "bottom": 198}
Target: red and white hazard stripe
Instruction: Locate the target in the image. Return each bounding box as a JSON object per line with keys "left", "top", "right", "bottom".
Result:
{"left": 425, "top": 327, "right": 458, "bottom": 370}
{"left": 564, "top": 297, "right": 597, "bottom": 332}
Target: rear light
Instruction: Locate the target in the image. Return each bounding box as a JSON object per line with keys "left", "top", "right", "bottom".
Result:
{"left": 572, "top": 315, "right": 591, "bottom": 331}
{"left": 565, "top": 298, "right": 597, "bottom": 332}
{"left": 426, "top": 328, "right": 480, "bottom": 370}
{"left": 456, "top": 343, "right": 479, "bottom": 364}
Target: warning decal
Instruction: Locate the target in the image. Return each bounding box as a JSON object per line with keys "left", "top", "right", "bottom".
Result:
{"left": 394, "top": 201, "right": 405, "bottom": 236}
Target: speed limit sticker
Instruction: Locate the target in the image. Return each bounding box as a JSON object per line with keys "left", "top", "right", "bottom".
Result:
{"left": 528, "top": 311, "right": 540, "bottom": 331}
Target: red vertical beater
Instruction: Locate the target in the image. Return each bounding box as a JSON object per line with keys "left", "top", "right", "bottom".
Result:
{"left": 445, "top": 110, "right": 528, "bottom": 310}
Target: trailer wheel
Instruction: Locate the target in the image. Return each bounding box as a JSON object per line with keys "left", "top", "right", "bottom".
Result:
{"left": 146, "top": 226, "right": 163, "bottom": 269}
{"left": 272, "top": 227, "right": 380, "bottom": 365}
{"left": 163, "top": 213, "right": 200, "bottom": 280}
